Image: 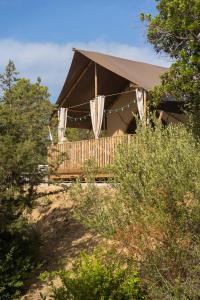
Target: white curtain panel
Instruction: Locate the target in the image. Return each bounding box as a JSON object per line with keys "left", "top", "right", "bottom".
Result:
{"left": 136, "top": 88, "right": 145, "bottom": 120}
{"left": 58, "top": 107, "right": 68, "bottom": 142}
{"left": 90, "top": 95, "right": 105, "bottom": 139}
{"left": 48, "top": 125, "right": 53, "bottom": 144}
{"left": 90, "top": 99, "right": 97, "bottom": 138}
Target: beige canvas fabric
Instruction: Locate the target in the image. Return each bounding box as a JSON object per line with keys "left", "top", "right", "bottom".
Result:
{"left": 57, "top": 49, "right": 168, "bottom": 107}
{"left": 90, "top": 95, "right": 105, "bottom": 139}
{"left": 136, "top": 88, "right": 145, "bottom": 120}
{"left": 58, "top": 107, "right": 68, "bottom": 142}
{"left": 55, "top": 49, "right": 168, "bottom": 129}
{"left": 77, "top": 49, "right": 167, "bottom": 91}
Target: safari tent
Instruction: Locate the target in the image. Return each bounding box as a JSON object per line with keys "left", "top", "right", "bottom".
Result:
{"left": 49, "top": 49, "right": 185, "bottom": 179}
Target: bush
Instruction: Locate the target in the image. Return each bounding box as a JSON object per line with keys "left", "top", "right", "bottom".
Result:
{"left": 72, "top": 123, "right": 200, "bottom": 299}
{"left": 41, "top": 249, "right": 146, "bottom": 300}
{"left": 69, "top": 160, "right": 116, "bottom": 235}
{"left": 0, "top": 220, "right": 39, "bottom": 299}
{"left": 0, "top": 61, "right": 52, "bottom": 298}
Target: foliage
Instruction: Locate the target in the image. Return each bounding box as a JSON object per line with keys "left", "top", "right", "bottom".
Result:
{"left": 0, "top": 61, "right": 53, "bottom": 298}
{"left": 69, "top": 160, "right": 116, "bottom": 235}
{"left": 141, "top": 0, "right": 200, "bottom": 59}
{"left": 112, "top": 123, "right": 200, "bottom": 299}
{"left": 0, "top": 73, "right": 54, "bottom": 199}
{"left": 0, "top": 60, "right": 18, "bottom": 92}
{"left": 72, "top": 123, "right": 200, "bottom": 299}
{"left": 141, "top": 0, "right": 200, "bottom": 136}
{"left": 65, "top": 128, "right": 93, "bottom": 142}
{"left": 41, "top": 249, "right": 146, "bottom": 300}
{"left": 0, "top": 222, "right": 39, "bottom": 300}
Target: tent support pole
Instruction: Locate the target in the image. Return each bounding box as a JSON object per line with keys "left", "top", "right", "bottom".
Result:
{"left": 144, "top": 90, "right": 147, "bottom": 126}
{"left": 95, "top": 63, "right": 98, "bottom": 98}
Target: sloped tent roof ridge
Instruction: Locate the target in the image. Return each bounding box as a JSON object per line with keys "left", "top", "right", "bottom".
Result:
{"left": 56, "top": 48, "right": 168, "bottom": 105}
{"left": 78, "top": 49, "right": 142, "bottom": 88}
{"left": 77, "top": 49, "right": 168, "bottom": 89}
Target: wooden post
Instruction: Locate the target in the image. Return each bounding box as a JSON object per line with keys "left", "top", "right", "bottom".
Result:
{"left": 103, "top": 112, "right": 106, "bottom": 135}
{"left": 158, "top": 110, "right": 164, "bottom": 123}
{"left": 94, "top": 63, "right": 98, "bottom": 138}
{"left": 95, "top": 63, "right": 98, "bottom": 98}
{"left": 144, "top": 90, "right": 147, "bottom": 126}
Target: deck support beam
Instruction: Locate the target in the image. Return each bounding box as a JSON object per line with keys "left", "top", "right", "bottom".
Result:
{"left": 144, "top": 90, "right": 147, "bottom": 126}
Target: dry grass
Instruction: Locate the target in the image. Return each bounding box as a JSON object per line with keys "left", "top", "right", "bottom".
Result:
{"left": 21, "top": 184, "right": 102, "bottom": 300}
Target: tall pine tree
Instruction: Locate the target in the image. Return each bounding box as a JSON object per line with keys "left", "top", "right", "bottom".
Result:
{"left": 0, "top": 61, "right": 54, "bottom": 299}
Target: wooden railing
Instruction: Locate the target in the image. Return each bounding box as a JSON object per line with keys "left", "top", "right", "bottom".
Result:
{"left": 48, "top": 134, "right": 133, "bottom": 178}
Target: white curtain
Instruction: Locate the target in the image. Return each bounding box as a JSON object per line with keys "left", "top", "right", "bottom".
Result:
{"left": 48, "top": 125, "right": 53, "bottom": 144}
{"left": 58, "top": 107, "right": 68, "bottom": 142}
{"left": 90, "top": 95, "right": 105, "bottom": 139}
{"left": 136, "top": 88, "right": 146, "bottom": 120}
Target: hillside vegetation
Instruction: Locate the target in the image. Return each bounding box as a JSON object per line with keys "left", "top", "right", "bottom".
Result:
{"left": 65, "top": 123, "right": 200, "bottom": 299}
{"left": 1, "top": 0, "right": 200, "bottom": 299}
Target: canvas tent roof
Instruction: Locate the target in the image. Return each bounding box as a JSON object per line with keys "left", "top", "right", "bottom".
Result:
{"left": 56, "top": 49, "right": 168, "bottom": 106}
{"left": 56, "top": 49, "right": 168, "bottom": 128}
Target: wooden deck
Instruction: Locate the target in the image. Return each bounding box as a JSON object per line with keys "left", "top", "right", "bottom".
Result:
{"left": 48, "top": 134, "right": 133, "bottom": 180}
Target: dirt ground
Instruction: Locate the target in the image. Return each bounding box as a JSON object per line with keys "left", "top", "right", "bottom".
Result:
{"left": 21, "top": 184, "right": 101, "bottom": 300}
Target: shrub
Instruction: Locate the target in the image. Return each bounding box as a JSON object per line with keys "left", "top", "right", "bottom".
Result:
{"left": 0, "top": 220, "right": 39, "bottom": 299}
{"left": 114, "top": 124, "right": 200, "bottom": 298}
{"left": 41, "top": 249, "right": 146, "bottom": 300}
{"left": 72, "top": 123, "right": 200, "bottom": 299}
{"left": 69, "top": 160, "right": 116, "bottom": 235}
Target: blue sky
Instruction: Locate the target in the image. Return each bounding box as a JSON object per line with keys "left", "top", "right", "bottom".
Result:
{"left": 0, "top": 0, "right": 168, "bottom": 101}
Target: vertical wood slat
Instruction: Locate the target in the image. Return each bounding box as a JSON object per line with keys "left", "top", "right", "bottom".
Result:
{"left": 48, "top": 134, "right": 134, "bottom": 176}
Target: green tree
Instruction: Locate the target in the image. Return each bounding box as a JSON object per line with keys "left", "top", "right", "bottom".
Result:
{"left": 0, "top": 61, "right": 54, "bottom": 299}
{"left": 141, "top": 0, "right": 200, "bottom": 135}
{"left": 0, "top": 63, "right": 54, "bottom": 199}
{"left": 0, "top": 60, "right": 18, "bottom": 93}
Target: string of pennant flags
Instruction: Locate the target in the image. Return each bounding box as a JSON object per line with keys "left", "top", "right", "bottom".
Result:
{"left": 67, "top": 99, "right": 136, "bottom": 122}
{"left": 105, "top": 99, "right": 136, "bottom": 114}
{"left": 68, "top": 114, "right": 90, "bottom": 122}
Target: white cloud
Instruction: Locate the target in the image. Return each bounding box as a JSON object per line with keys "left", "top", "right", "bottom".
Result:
{"left": 0, "top": 39, "right": 170, "bottom": 102}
